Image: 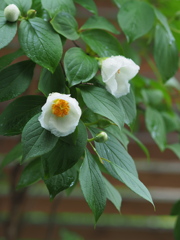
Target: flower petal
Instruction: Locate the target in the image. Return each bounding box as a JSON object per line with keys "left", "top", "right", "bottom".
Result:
{"left": 115, "top": 78, "right": 130, "bottom": 98}
{"left": 101, "top": 56, "right": 122, "bottom": 82}
{"left": 105, "top": 75, "right": 118, "bottom": 96}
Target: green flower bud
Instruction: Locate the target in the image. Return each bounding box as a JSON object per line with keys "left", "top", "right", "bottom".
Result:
{"left": 27, "top": 9, "right": 37, "bottom": 19}
{"left": 94, "top": 131, "right": 108, "bottom": 143}
{"left": 4, "top": 4, "right": 20, "bottom": 22}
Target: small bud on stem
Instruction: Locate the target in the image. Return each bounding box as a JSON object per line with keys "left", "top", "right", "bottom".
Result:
{"left": 94, "top": 131, "right": 108, "bottom": 143}
{"left": 27, "top": 9, "right": 37, "bottom": 19}
{"left": 88, "top": 131, "right": 108, "bottom": 143}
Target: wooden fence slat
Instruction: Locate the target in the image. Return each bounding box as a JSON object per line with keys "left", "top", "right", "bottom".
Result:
{"left": 2, "top": 160, "right": 180, "bottom": 188}
{"left": 0, "top": 224, "right": 174, "bottom": 240}
{"left": 0, "top": 193, "right": 177, "bottom": 216}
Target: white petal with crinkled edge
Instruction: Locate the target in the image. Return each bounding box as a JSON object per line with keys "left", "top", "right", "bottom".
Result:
{"left": 101, "top": 55, "right": 140, "bottom": 98}
{"left": 38, "top": 93, "right": 82, "bottom": 137}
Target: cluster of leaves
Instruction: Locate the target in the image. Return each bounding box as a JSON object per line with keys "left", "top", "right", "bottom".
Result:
{"left": 0, "top": 0, "right": 180, "bottom": 225}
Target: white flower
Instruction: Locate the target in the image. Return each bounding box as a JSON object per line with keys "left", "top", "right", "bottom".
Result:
{"left": 4, "top": 4, "right": 20, "bottom": 22}
{"left": 101, "top": 55, "right": 140, "bottom": 98}
{"left": 38, "top": 93, "right": 82, "bottom": 137}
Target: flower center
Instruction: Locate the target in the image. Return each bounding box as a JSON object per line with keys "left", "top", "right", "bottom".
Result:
{"left": 117, "top": 69, "right": 121, "bottom": 74}
{"left": 52, "top": 99, "right": 70, "bottom": 117}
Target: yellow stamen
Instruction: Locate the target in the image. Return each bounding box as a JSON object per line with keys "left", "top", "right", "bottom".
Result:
{"left": 52, "top": 99, "right": 70, "bottom": 117}
{"left": 117, "top": 69, "right": 120, "bottom": 74}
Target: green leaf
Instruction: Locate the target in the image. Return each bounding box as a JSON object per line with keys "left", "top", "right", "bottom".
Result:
{"left": 38, "top": 65, "right": 66, "bottom": 96}
{"left": 5, "top": 0, "right": 32, "bottom": 15}
{"left": 162, "top": 111, "right": 180, "bottom": 133}
{"left": 0, "top": 143, "right": 22, "bottom": 170}
{"left": 65, "top": 161, "right": 81, "bottom": 196}
{"left": 44, "top": 165, "right": 78, "bottom": 199}
{"left": 0, "top": 2, "right": 6, "bottom": 10}
{"left": 80, "top": 29, "right": 123, "bottom": 57}
{"left": 171, "top": 200, "right": 180, "bottom": 216}
{"left": 154, "top": 8, "right": 173, "bottom": 40}
{"left": 0, "top": 48, "right": 24, "bottom": 71}
{"left": 0, "top": 95, "right": 46, "bottom": 136}
{"left": 123, "top": 128, "right": 150, "bottom": 159}
{"left": 145, "top": 107, "right": 166, "bottom": 151}
{"left": 31, "top": 0, "right": 44, "bottom": 18}
{"left": 118, "top": 88, "right": 136, "bottom": 125}
{"left": 154, "top": 24, "right": 179, "bottom": 81}
{"left": 117, "top": 1, "right": 155, "bottom": 42}
{"left": 80, "top": 86, "right": 124, "bottom": 129}
{"left": 141, "top": 89, "right": 164, "bottom": 106}
{"left": 79, "top": 150, "right": 106, "bottom": 222}
{"left": 90, "top": 129, "right": 138, "bottom": 178}
{"left": 41, "top": 0, "right": 76, "bottom": 18}
{"left": 0, "top": 11, "right": 17, "bottom": 49}
{"left": 80, "top": 16, "right": 119, "bottom": 34}
{"left": 174, "top": 216, "right": 180, "bottom": 240}
{"left": 106, "top": 125, "right": 129, "bottom": 149}
{"left": 81, "top": 108, "right": 99, "bottom": 125}
{"left": 0, "top": 60, "right": 35, "bottom": 102}
{"left": 149, "top": 81, "right": 172, "bottom": 106}
{"left": 17, "top": 158, "right": 42, "bottom": 189}
{"left": 167, "top": 143, "right": 180, "bottom": 159}
{"left": 42, "top": 121, "right": 87, "bottom": 177}
{"left": 122, "top": 41, "right": 141, "bottom": 64}
{"left": 64, "top": 48, "right": 98, "bottom": 87}
{"left": 110, "top": 161, "right": 154, "bottom": 206}
{"left": 74, "top": 0, "right": 97, "bottom": 15}
{"left": 61, "top": 127, "right": 79, "bottom": 146}
{"left": 51, "top": 12, "right": 79, "bottom": 40}
{"left": 18, "top": 18, "right": 62, "bottom": 73}
{"left": 22, "top": 114, "right": 58, "bottom": 163}
{"left": 103, "top": 176, "right": 122, "bottom": 212}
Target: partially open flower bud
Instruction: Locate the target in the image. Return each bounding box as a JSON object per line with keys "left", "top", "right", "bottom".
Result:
{"left": 101, "top": 55, "right": 140, "bottom": 98}
{"left": 4, "top": 4, "right": 20, "bottom": 22}
{"left": 94, "top": 131, "right": 108, "bottom": 143}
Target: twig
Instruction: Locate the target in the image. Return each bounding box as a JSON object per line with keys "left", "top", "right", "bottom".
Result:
{"left": 44, "top": 194, "right": 62, "bottom": 240}
{"left": 4, "top": 164, "right": 27, "bottom": 240}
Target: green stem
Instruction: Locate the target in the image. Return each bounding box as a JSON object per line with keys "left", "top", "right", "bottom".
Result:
{"left": 87, "top": 137, "right": 95, "bottom": 142}
{"left": 101, "top": 157, "right": 111, "bottom": 163}
{"left": 89, "top": 142, "right": 103, "bottom": 164}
